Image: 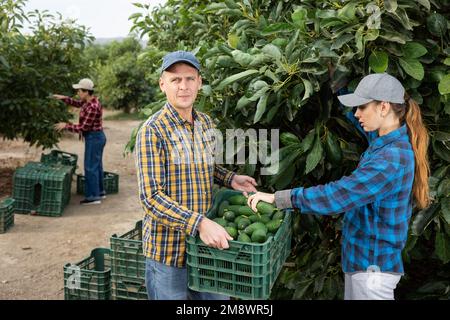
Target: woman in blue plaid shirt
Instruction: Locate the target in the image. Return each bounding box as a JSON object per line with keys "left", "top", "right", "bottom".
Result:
{"left": 247, "top": 73, "right": 431, "bottom": 300}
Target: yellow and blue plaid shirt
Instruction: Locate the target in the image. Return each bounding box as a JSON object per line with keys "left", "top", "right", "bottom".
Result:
{"left": 135, "top": 103, "right": 235, "bottom": 267}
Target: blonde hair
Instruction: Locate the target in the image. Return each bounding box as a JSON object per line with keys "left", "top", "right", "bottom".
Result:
{"left": 391, "top": 94, "right": 430, "bottom": 209}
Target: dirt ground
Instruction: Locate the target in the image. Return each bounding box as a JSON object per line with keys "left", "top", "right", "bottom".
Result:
{"left": 0, "top": 111, "right": 143, "bottom": 299}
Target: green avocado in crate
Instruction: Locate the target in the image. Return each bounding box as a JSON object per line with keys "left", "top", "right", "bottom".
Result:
{"left": 40, "top": 150, "right": 78, "bottom": 175}
{"left": 12, "top": 162, "right": 73, "bottom": 216}
{"left": 77, "top": 172, "right": 119, "bottom": 195}
{"left": 0, "top": 198, "right": 15, "bottom": 233}
{"left": 64, "top": 248, "right": 111, "bottom": 300}
{"left": 186, "top": 189, "right": 292, "bottom": 300}
{"left": 110, "top": 220, "right": 147, "bottom": 300}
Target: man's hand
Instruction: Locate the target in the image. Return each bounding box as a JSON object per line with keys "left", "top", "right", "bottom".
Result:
{"left": 231, "top": 175, "right": 257, "bottom": 196}
{"left": 52, "top": 94, "right": 68, "bottom": 100}
{"left": 197, "top": 217, "right": 232, "bottom": 250}
{"left": 54, "top": 122, "right": 66, "bottom": 132}
{"left": 247, "top": 192, "right": 275, "bottom": 212}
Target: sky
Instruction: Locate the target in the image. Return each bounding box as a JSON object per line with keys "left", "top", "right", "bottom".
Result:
{"left": 23, "top": 0, "right": 166, "bottom": 38}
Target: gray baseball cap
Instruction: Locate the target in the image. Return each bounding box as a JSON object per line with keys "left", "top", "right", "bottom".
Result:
{"left": 161, "top": 50, "right": 201, "bottom": 73}
{"left": 337, "top": 73, "right": 405, "bottom": 107}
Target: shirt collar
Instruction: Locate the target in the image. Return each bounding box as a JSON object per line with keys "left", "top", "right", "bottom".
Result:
{"left": 164, "top": 102, "right": 199, "bottom": 126}
{"left": 369, "top": 124, "right": 408, "bottom": 152}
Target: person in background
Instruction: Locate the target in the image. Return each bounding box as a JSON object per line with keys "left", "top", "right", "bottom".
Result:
{"left": 53, "top": 78, "right": 106, "bottom": 205}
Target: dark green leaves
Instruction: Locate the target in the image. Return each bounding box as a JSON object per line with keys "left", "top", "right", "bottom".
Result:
{"left": 216, "top": 69, "right": 259, "bottom": 90}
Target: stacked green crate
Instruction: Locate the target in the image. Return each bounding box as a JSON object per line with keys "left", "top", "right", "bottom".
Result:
{"left": 12, "top": 162, "right": 73, "bottom": 216}
{"left": 41, "top": 150, "right": 78, "bottom": 175}
{"left": 77, "top": 172, "right": 119, "bottom": 195}
{"left": 0, "top": 198, "right": 15, "bottom": 233}
{"left": 64, "top": 248, "right": 111, "bottom": 300}
{"left": 110, "top": 220, "right": 147, "bottom": 300}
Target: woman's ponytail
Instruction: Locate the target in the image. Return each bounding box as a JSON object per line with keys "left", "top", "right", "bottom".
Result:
{"left": 392, "top": 94, "right": 431, "bottom": 209}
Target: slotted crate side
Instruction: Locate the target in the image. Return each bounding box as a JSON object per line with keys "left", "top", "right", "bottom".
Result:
{"left": 110, "top": 220, "right": 145, "bottom": 280}
{"left": 186, "top": 189, "right": 292, "bottom": 300}
{"left": 77, "top": 171, "right": 119, "bottom": 195}
{"left": 0, "top": 198, "right": 15, "bottom": 233}
{"left": 64, "top": 248, "right": 111, "bottom": 300}
{"left": 111, "top": 274, "right": 147, "bottom": 300}
{"left": 41, "top": 150, "right": 78, "bottom": 174}
{"left": 12, "top": 163, "right": 72, "bottom": 216}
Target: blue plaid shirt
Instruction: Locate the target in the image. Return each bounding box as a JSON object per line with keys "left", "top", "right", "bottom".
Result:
{"left": 275, "top": 112, "right": 414, "bottom": 274}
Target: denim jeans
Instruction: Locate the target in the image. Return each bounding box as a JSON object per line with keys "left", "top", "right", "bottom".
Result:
{"left": 83, "top": 131, "right": 106, "bottom": 201}
{"left": 145, "top": 258, "right": 230, "bottom": 300}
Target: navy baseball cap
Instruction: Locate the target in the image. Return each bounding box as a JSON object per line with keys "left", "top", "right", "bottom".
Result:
{"left": 161, "top": 51, "right": 201, "bottom": 73}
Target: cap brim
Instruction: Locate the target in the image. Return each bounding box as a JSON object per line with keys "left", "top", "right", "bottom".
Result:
{"left": 337, "top": 93, "right": 373, "bottom": 107}
{"left": 162, "top": 59, "right": 200, "bottom": 72}
{"left": 72, "top": 84, "right": 82, "bottom": 89}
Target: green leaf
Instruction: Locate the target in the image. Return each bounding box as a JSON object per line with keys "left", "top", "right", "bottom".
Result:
{"left": 261, "top": 23, "right": 294, "bottom": 35}
{"left": 444, "top": 57, "right": 450, "bottom": 66}
{"left": 337, "top": 3, "right": 357, "bottom": 22}
{"left": 236, "top": 96, "right": 251, "bottom": 111}
{"left": 330, "top": 34, "right": 353, "bottom": 50}
{"left": 384, "top": 0, "right": 398, "bottom": 13}
{"left": 0, "top": 56, "right": 10, "bottom": 69}
{"left": 441, "top": 197, "right": 450, "bottom": 225}
{"left": 302, "top": 78, "right": 313, "bottom": 101}
{"left": 403, "top": 42, "right": 428, "bottom": 59}
{"left": 438, "top": 74, "right": 450, "bottom": 95}
{"left": 216, "top": 69, "right": 259, "bottom": 90}
{"left": 427, "top": 13, "right": 447, "bottom": 37}
{"left": 325, "top": 131, "right": 342, "bottom": 164}
{"left": 411, "top": 203, "right": 440, "bottom": 236}
{"left": 434, "top": 131, "right": 450, "bottom": 142}
{"left": 280, "top": 132, "right": 301, "bottom": 146}
{"left": 433, "top": 139, "right": 450, "bottom": 162}
{"left": 435, "top": 231, "right": 450, "bottom": 264}
{"left": 305, "top": 133, "right": 323, "bottom": 174}
{"left": 262, "top": 44, "right": 282, "bottom": 60}
{"left": 417, "top": 0, "right": 431, "bottom": 10}
{"left": 254, "top": 93, "right": 269, "bottom": 123}
{"left": 228, "top": 33, "right": 239, "bottom": 49}
{"left": 398, "top": 58, "right": 424, "bottom": 80}
{"left": 369, "top": 51, "right": 389, "bottom": 73}
{"left": 291, "top": 8, "right": 307, "bottom": 31}
{"left": 231, "top": 50, "right": 253, "bottom": 67}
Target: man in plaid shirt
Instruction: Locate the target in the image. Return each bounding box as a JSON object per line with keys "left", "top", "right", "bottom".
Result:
{"left": 53, "top": 78, "right": 106, "bottom": 205}
{"left": 135, "top": 51, "right": 257, "bottom": 300}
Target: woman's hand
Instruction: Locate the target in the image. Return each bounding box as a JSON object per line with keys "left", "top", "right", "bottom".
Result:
{"left": 247, "top": 192, "right": 275, "bottom": 212}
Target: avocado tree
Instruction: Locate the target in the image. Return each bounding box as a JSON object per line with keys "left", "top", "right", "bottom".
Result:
{"left": 130, "top": 0, "right": 450, "bottom": 299}
{"left": 0, "top": 0, "right": 93, "bottom": 148}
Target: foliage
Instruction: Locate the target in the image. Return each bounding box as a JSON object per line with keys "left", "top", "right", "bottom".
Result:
{"left": 135, "top": 0, "right": 449, "bottom": 299}
{"left": 0, "top": 0, "right": 93, "bottom": 148}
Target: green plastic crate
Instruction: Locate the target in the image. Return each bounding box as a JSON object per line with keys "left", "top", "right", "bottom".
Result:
{"left": 111, "top": 274, "right": 147, "bottom": 300}
{"left": 186, "top": 189, "right": 292, "bottom": 300}
{"left": 0, "top": 198, "right": 15, "bottom": 233}
{"left": 64, "top": 248, "right": 111, "bottom": 300}
{"left": 76, "top": 172, "right": 119, "bottom": 195}
{"left": 12, "top": 162, "right": 72, "bottom": 216}
{"left": 24, "top": 162, "right": 73, "bottom": 206}
{"left": 41, "top": 150, "right": 78, "bottom": 174}
{"left": 110, "top": 220, "right": 145, "bottom": 280}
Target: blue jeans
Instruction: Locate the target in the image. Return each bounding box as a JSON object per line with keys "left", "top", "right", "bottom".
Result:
{"left": 83, "top": 131, "right": 106, "bottom": 201}
{"left": 145, "top": 258, "right": 230, "bottom": 300}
